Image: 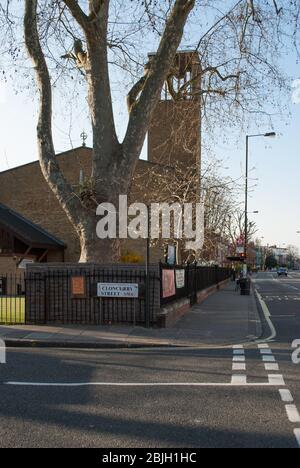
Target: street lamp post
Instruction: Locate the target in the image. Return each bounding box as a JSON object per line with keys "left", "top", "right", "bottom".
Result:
{"left": 244, "top": 132, "right": 276, "bottom": 277}
{"left": 145, "top": 205, "right": 151, "bottom": 328}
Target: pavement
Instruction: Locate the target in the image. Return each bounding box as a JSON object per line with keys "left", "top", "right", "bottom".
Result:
{"left": 0, "top": 281, "right": 262, "bottom": 349}
{"left": 0, "top": 272, "right": 300, "bottom": 448}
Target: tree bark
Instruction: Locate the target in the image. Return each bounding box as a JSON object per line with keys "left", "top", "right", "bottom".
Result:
{"left": 84, "top": 1, "right": 121, "bottom": 185}
{"left": 78, "top": 215, "right": 121, "bottom": 263}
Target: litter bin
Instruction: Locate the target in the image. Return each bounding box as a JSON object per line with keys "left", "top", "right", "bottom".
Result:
{"left": 240, "top": 278, "right": 251, "bottom": 296}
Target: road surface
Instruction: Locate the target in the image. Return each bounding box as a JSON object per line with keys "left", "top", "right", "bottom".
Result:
{"left": 0, "top": 271, "right": 299, "bottom": 448}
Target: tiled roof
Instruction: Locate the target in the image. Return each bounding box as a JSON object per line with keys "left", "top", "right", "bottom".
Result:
{"left": 0, "top": 203, "right": 65, "bottom": 249}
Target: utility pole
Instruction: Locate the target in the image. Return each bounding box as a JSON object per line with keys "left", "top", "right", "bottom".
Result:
{"left": 243, "top": 132, "right": 276, "bottom": 277}
{"left": 244, "top": 136, "right": 249, "bottom": 278}
{"left": 145, "top": 205, "right": 151, "bottom": 328}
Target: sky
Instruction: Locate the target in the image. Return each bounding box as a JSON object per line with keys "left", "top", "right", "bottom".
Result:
{"left": 216, "top": 101, "right": 300, "bottom": 250}
{"left": 215, "top": 54, "right": 300, "bottom": 251}
{"left": 0, "top": 4, "right": 299, "bottom": 253}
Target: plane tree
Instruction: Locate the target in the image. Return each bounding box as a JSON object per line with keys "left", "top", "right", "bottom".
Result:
{"left": 0, "top": 1, "right": 299, "bottom": 262}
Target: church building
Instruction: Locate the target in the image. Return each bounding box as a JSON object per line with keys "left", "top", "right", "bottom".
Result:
{"left": 0, "top": 51, "right": 201, "bottom": 273}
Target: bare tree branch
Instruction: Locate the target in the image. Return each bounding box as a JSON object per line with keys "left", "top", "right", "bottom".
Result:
{"left": 272, "top": 0, "right": 283, "bottom": 16}
{"left": 123, "top": 0, "right": 196, "bottom": 171}
{"left": 24, "top": 0, "right": 83, "bottom": 227}
{"left": 62, "top": 0, "right": 89, "bottom": 29}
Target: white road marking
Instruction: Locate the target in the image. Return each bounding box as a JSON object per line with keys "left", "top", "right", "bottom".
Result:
{"left": 3, "top": 381, "right": 286, "bottom": 388}
{"left": 255, "top": 290, "right": 277, "bottom": 342}
{"left": 286, "top": 285, "right": 300, "bottom": 291}
{"left": 233, "top": 349, "right": 245, "bottom": 355}
{"left": 260, "top": 349, "right": 273, "bottom": 355}
{"left": 268, "top": 375, "right": 285, "bottom": 386}
{"left": 265, "top": 363, "right": 279, "bottom": 371}
{"left": 279, "top": 389, "right": 294, "bottom": 403}
{"left": 285, "top": 405, "right": 300, "bottom": 423}
{"left": 255, "top": 275, "right": 300, "bottom": 447}
{"left": 233, "top": 356, "right": 246, "bottom": 362}
{"left": 232, "top": 363, "right": 246, "bottom": 371}
{"left": 258, "top": 344, "right": 269, "bottom": 349}
{"left": 262, "top": 355, "right": 276, "bottom": 363}
{"left": 231, "top": 375, "right": 247, "bottom": 385}
{"left": 294, "top": 429, "right": 300, "bottom": 448}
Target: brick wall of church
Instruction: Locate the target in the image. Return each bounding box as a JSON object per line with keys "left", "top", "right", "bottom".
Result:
{"left": 0, "top": 148, "right": 168, "bottom": 263}
{"left": 148, "top": 100, "right": 201, "bottom": 169}
{"left": 0, "top": 147, "right": 91, "bottom": 263}
{"left": 0, "top": 257, "right": 20, "bottom": 275}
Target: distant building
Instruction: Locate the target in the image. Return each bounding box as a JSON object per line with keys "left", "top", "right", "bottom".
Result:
{"left": 269, "top": 246, "right": 288, "bottom": 266}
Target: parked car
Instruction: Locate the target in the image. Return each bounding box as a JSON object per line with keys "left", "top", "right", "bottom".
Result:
{"left": 277, "top": 267, "right": 288, "bottom": 277}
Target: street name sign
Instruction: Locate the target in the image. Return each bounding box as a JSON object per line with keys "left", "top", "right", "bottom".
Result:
{"left": 97, "top": 283, "right": 139, "bottom": 298}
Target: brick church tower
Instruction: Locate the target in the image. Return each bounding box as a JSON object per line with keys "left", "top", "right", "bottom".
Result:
{"left": 147, "top": 51, "right": 201, "bottom": 172}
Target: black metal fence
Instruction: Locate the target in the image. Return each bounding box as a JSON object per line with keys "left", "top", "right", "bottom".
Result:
{"left": 160, "top": 264, "right": 231, "bottom": 307}
{"left": 26, "top": 267, "right": 159, "bottom": 326}
{"left": 0, "top": 264, "right": 230, "bottom": 326}
{"left": 0, "top": 273, "right": 26, "bottom": 325}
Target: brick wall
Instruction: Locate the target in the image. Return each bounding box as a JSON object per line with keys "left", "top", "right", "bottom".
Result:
{"left": 148, "top": 100, "right": 201, "bottom": 168}
{"left": 0, "top": 148, "right": 91, "bottom": 263}
{"left": 0, "top": 257, "right": 19, "bottom": 275}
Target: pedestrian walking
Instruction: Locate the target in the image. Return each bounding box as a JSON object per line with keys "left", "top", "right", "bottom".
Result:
{"left": 235, "top": 272, "right": 243, "bottom": 292}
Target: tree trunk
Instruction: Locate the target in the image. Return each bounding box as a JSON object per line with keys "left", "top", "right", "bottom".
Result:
{"left": 77, "top": 213, "right": 121, "bottom": 263}
{"left": 79, "top": 234, "right": 121, "bottom": 263}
